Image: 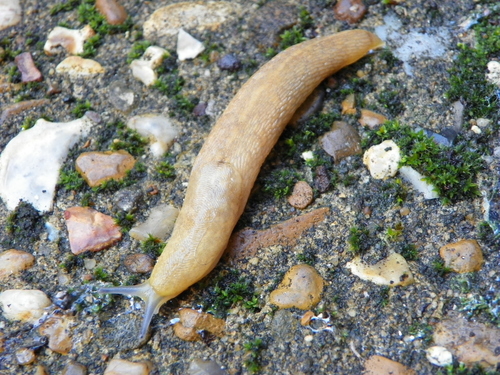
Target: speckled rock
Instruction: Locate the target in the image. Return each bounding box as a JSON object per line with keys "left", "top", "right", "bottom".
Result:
{"left": 439, "top": 239, "right": 484, "bottom": 273}
{"left": 64, "top": 206, "right": 122, "bottom": 254}
{"left": 56, "top": 56, "right": 105, "bottom": 77}
{"left": 270, "top": 264, "right": 325, "bottom": 310}
{"left": 363, "top": 355, "right": 416, "bottom": 375}
{"left": 14, "top": 52, "right": 43, "bottom": 82}
{"left": 44, "top": 25, "right": 96, "bottom": 55}
{"left": 130, "top": 46, "right": 167, "bottom": 86}
{"left": 15, "top": 348, "right": 36, "bottom": 365}
{"left": 334, "top": 0, "right": 367, "bottom": 24}
{"left": 107, "top": 81, "right": 136, "bottom": 113}
{"left": 346, "top": 253, "right": 414, "bottom": 287}
{"left": 287, "top": 181, "right": 313, "bottom": 209}
{"left": 75, "top": 150, "right": 136, "bottom": 187}
{"left": 0, "top": 249, "right": 35, "bottom": 280}
{"left": 173, "top": 309, "right": 225, "bottom": 342}
{"left": 129, "top": 203, "right": 179, "bottom": 241}
{"left": 0, "top": 289, "right": 51, "bottom": 323}
{"left": 38, "top": 314, "right": 74, "bottom": 355}
{"left": 0, "top": 0, "right": 21, "bottom": 31}
{"left": 363, "top": 140, "right": 401, "bottom": 180}
{"left": 96, "top": 0, "right": 127, "bottom": 25}
{"left": 104, "top": 359, "right": 152, "bottom": 375}
{"left": 124, "top": 253, "right": 154, "bottom": 273}
{"left": 320, "top": 121, "right": 362, "bottom": 162}
{"left": 358, "top": 109, "right": 388, "bottom": 129}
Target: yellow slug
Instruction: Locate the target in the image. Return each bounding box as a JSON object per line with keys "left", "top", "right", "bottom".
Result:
{"left": 99, "top": 29, "right": 383, "bottom": 340}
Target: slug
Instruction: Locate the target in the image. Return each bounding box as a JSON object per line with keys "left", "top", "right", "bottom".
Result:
{"left": 99, "top": 29, "right": 383, "bottom": 340}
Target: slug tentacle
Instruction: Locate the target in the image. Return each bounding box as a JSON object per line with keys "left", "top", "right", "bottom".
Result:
{"left": 98, "top": 280, "right": 172, "bottom": 340}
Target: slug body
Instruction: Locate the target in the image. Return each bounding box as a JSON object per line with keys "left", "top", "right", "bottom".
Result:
{"left": 100, "top": 30, "right": 383, "bottom": 339}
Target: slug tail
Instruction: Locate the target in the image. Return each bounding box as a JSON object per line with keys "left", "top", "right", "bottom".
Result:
{"left": 99, "top": 280, "right": 171, "bottom": 340}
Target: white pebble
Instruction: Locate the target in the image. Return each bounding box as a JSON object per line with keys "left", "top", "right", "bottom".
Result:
{"left": 0, "top": 289, "right": 51, "bottom": 323}
{"left": 426, "top": 346, "right": 453, "bottom": 367}
{"left": 486, "top": 61, "right": 500, "bottom": 88}
{"left": 177, "top": 29, "right": 205, "bottom": 61}
{"left": 126, "top": 114, "right": 179, "bottom": 157}
{"left": 0, "top": 249, "right": 35, "bottom": 280}
{"left": 0, "top": 0, "right": 21, "bottom": 31}
{"left": 130, "top": 46, "right": 167, "bottom": 86}
{"left": 399, "top": 166, "right": 439, "bottom": 200}
{"left": 363, "top": 140, "right": 401, "bottom": 179}
{"left": 44, "top": 25, "right": 95, "bottom": 55}
{"left": 470, "top": 125, "right": 481, "bottom": 134}
{"left": 129, "top": 204, "right": 179, "bottom": 241}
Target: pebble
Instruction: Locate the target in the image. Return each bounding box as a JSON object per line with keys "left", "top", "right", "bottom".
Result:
{"left": 439, "top": 239, "right": 484, "bottom": 273}
{"left": 426, "top": 346, "right": 453, "bottom": 367}
{"left": 124, "top": 253, "right": 154, "bottom": 273}
{"left": 64, "top": 206, "right": 122, "bottom": 254}
{"left": 104, "top": 359, "right": 152, "bottom": 375}
{"left": 61, "top": 360, "right": 87, "bottom": 375}
{"left": 188, "top": 358, "right": 227, "bottom": 375}
{"left": 56, "top": 56, "right": 105, "bottom": 77}
{"left": 14, "top": 52, "right": 43, "bottom": 82}
{"left": 0, "top": 0, "right": 21, "bottom": 31}
{"left": 358, "top": 109, "right": 387, "bottom": 129}
{"left": 346, "top": 253, "right": 414, "bottom": 287}
{"left": 75, "top": 150, "right": 136, "bottom": 187}
{"left": 334, "top": 0, "right": 367, "bottom": 24}
{"left": 314, "top": 165, "right": 330, "bottom": 193}
{"left": 269, "top": 264, "right": 325, "bottom": 310}
{"left": 398, "top": 166, "right": 439, "bottom": 199}
{"left": 193, "top": 102, "right": 208, "bottom": 116}
{"left": 15, "top": 348, "right": 36, "bottom": 365}
{"left": 38, "top": 314, "right": 73, "bottom": 354}
{"left": 173, "top": 309, "right": 225, "bottom": 342}
{"left": 0, "top": 289, "right": 51, "bottom": 323}
{"left": 96, "top": 0, "right": 127, "bottom": 25}
{"left": 287, "top": 181, "right": 313, "bottom": 209}
{"left": 44, "top": 25, "right": 96, "bottom": 55}
{"left": 363, "top": 140, "right": 401, "bottom": 180}
{"left": 113, "top": 188, "right": 142, "bottom": 212}
{"left": 320, "top": 121, "right": 362, "bottom": 162}
{"left": 363, "top": 355, "right": 416, "bottom": 375}
{"left": 127, "top": 114, "right": 179, "bottom": 157}
{"left": 177, "top": 29, "right": 205, "bottom": 61}
{"left": 225, "top": 207, "right": 330, "bottom": 263}
{"left": 217, "top": 54, "right": 241, "bottom": 71}
{"left": 341, "top": 93, "right": 356, "bottom": 115}
{"left": 129, "top": 203, "right": 179, "bottom": 241}
{"left": 423, "top": 128, "right": 456, "bottom": 147}
{"left": 0, "top": 98, "right": 49, "bottom": 126}
{"left": 107, "top": 81, "right": 136, "bottom": 113}
{"left": 486, "top": 61, "right": 500, "bottom": 88}
{"left": 0, "top": 249, "right": 35, "bottom": 280}
{"left": 0, "top": 115, "right": 94, "bottom": 211}
{"left": 130, "top": 46, "right": 167, "bottom": 86}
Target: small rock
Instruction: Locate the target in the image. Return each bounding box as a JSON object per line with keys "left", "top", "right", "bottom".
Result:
{"left": 346, "top": 253, "right": 414, "bottom": 287}
{"left": 61, "top": 360, "right": 87, "bottom": 375}
{"left": 287, "top": 181, "right": 313, "bottom": 209}
{"left": 0, "top": 0, "right": 21, "bottom": 31}
{"left": 270, "top": 264, "right": 325, "bottom": 310}
{"left": 38, "top": 314, "right": 74, "bottom": 355}
{"left": 439, "top": 239, "right": 484, "bottom": 273}
{"left": 423, "top": 128, "right": 455, "bottom": 147}
{"left": 0, "top": 289, "right": 51, "bottom": 323}
{"left": 363, "top": 140, "right": 401, "bottom": 180}
{"left": 426, "top": 346, "right": 453, "bottom": 367}
{"left": 476, "top": 118, "right": 491, "bottom": 128}
{"left": 193, "top": 102, "right": 208, "bottom": 116}
{"left": 173, "top": 309, "right": 225, "bottom": 342}
{"left": 14, "top": 52, "right": 43, "bottom": 82}
{"left": 358, "top": 109, "right": 387, "bottom": 129}
{"left": 130, "top": 46, "right": 167, "bottom": 86}
{"left": 0, "top": 98, "right": 49, "bottom": 126}
{"left": 113, "top": 188, "right": 142, "bottom": 212}
{"left": 341, "top": 93, "right": 356, "bottom": 115}
{"left": 188, "top": 358, "right": 227, "bottom": 375}
{"left": 177, "top": 29, "right": 205, "bottom": 61}
{"left": 107, "top": 81, "right": 136, "bottom": 113}
{"left": 44, "top": 25, "right": 96, "bottom": 55}
{"left": 300, "top": 311, "right": 315, "bottom": 326}
{"left": 96, "top": 0, "right": 127, "bottom": 25}
{"left": 398, "top": 166, "right": 439, "bottom": 200}
{"left": 56, "top": 56, "right": 105, "bottom": 77}
{"left": 75, "top": 150, "right": 136, "bottom": 187}
{"left": 35, "top": 365, "right": 49, "bottom": 375}
{"left": 363, "top": 355, "right": 416, "bottom": 375}
{"left": 64, "top": 206, "right": 122, "bottom": 254}
{"left": 104, "top": 359, "right": 152, "bottom": 375}
{"left": 320, "top": 121, "right": 362, "bottom": 162}
{"left": 314, "top": 165, "right": 330, "bottom": 193}
{"left": 124, "top": 254, "right": 154, "bottom": 273}
{"left": 486, "top": 61, "right": 500, "bottom": 88}
{"left": 15, "top": 348, "right": 36, "bottom": 365}
{"left": 129, "top": 204, "right": 179, "bottom": 241}
{"left": 334, "top": 0, "right": 367, "bottom": 24}
{"left": 0, "top": 249, "right": 35, "bottom": 280}
{"left": 126, "top": 114, "right": 179, "bottom": 158}
{"left": 217, "top": 54, "right": 241, "bottom": 71}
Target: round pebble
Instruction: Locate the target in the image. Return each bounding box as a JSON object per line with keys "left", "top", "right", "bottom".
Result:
{"left": 0, "top": 249, "right": 35, "bottom": 280}
{"left": 104, "top": 359, "right": 152, "bottom": 375}
{"left": 217, "top": 54, "right": 241, "bottom": 71}
{"left": 124, "top": 254, "right": 154, "bottom": 273}
{"left": 96, "top": 0, "right": 127, "bottom": 25}
{"left": 287, "top": 181, "right": 313, "bottom": 209}
{"left": 334, "top": 0, "right": 367, "bottom": 24}
{"left": 439, "top": 239, "right": 484, "bottom": 273}
{"left": 363, "top": 140, "right": 401, "bottom": 180}
{"left": 0, "top": 289, "right": 51, "bottom": 323}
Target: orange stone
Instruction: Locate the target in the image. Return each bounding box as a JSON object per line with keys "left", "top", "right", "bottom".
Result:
{"left": 358, "top": 109, "right": 388, "bottom": 129}
{"left": 96, "top": 0, "right": 128, "bottom": 25}
{"left": 341, "top": 93, "right": 356, "bottom": 115}
{"left": 39, "top": 314, "right": 74, "bottom": 355}
{"left": 75, "top": 150, "right": 135, "bottom": 187}
{"left": 439, "top": 239, "right": 484, "bottom": 273}
{"left": 364, "top": 355, "right": 416, "bottom": 375}
{"left": 173, "top": 309, "right": 225, "bottom": 341}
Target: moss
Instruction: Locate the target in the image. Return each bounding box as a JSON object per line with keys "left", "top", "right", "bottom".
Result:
{"left": 59, "top": 169, "right": 86, "bottom": 191}
{"left": 347, "top": 226, "right": 370, "bottom": 254}
{"left": 440, "top": 362, "right": 496, "bottom": 375}
{"left": 127, "top": 40, "right": 152, "bottom": 64}
{"left": 93, "top": 267, "right": 112, "bottom": 282}
{"left": 276, "top": 7, "right": 314, "bottom": 52}
{"left": 385, "top": 222, "right": 403, "bottom": 242}
{"left": 243, "top": 338, "right": 265, "bottom": 374}
{"left": 378, "top": 286, "right": 390, "bottom": 307}
{"left": 171, "top": 94, "right": 197, "bottom": 116}
{"left": 71, "top": 100, "right": 93, "bottom": 118}
{"left": 376, "top": 89, "right": 404, "bottom": 116}
{"left": 432, "top": 259, "right": 453, "bottom": 277}
{"left": 77, "top": 0, "right": 133, "bottom": 35}
{"left": 262, "top": 169, "right": 301, "bottom": 199}
{"left": 80, "top": 34, "right": 102, "bottom": 58}
{"left": 296, "top": 249, "right": 316, "bottom": 265}
{"left": 400, "top": 244, "right": 419, "bottom": 261}
{"left": 114, "top": 211, "right": 135, "bottom": 232}
{"left": 141, "top": 235, "right": 164, "bottom": 257}
{"left": 50, "top": 0, "right": 80, "bottom": 15}
{"left": 21, "top": 117, "right": 36, "bottom": 130}
{"left": 155, "top": 161, "right": 175, "bottom": 180}
{"left": 407, "top": 321, "right": 433, "bottom": 344}
{"left": 108, "top": 122, "right": 148, "bottom": 156}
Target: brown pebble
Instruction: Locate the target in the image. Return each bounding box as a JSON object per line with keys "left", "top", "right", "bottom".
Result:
{"left": 358, "top": 109, "right": 388, "bottom": 129}
{"left": 38, "top": 314, "right": 74, "bottom": 355}
{"left": 96, "top": 0, "right": 128, "bottom": 25}
{"left": 300, "top": 311, "right": 315, "bottom": 326}
{"left": 270, "top": 264, "right": 325, "bottom": 310}
{"left": 341, "top": 93, "right": 356, "bottom": 115}
{"left": 104, "top": 359, "right": 152, "bottom": 375}
{"left": 334, "top": 0, "right": 367, "bottom": 24}
{"left": 364, "top": 355, "right": 416, "bottom": 375}
{"left": 124, "top": 253, "right": 154, "bottom": 273}
{"left": 61, "top": 360, "right": 87, "bottom": 375}
{"left": 0, "top": 249, "right": 35, "bottom": 280}
{"left": 320, "top": 121, "right": 362, "bottom": 162}
{"left": 400, "top": 207, "right": 410, "bottom": 216}
{"left": 313, "top": 165, "right": 330, "bottom": 193}
{"left": 64, "top": 206, "right": 122, "bottom": 254}
{"left": 14, "top": 52, "right": 43, "bottom": 82}
{"left": 15, "top": 348, "right": 36, "bottom": 365}
{"left": 439, "top": 239, "right": 484, "bottom": 273}
{"left": 287, "top": 181, "right": 313, "bottom": 209}
{"left": 362, "top": 206, "right": 372, "bottom": 217}
{"left": 173, "top": 309, "right": 225, "bottom": 342}
{"left": 34, "top": 365, "right": 49, "bottom": 375}
{"left": 76, "top": 150, "right": 135, "bottom": 187}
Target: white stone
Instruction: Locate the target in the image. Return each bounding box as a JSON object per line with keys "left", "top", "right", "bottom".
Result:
{"left": 426, "top": 346, "right": 453, "bottom": 367}
{"left": 399, "top": 166, "right": 439, "bottom": 200}
{"left": 486, "top": 61, "right": 500, "bottom": 88}
{"left": 56, "top": 56, "right": 105, "bottom": 77}
{"left": 104, "top": 359, "right": 151, "bottom": 375}
{"left": 130, "top": 46, "right": 167, "bottom": 86}
{"left": 0, "top": 250, "right": 35, "bottom": 280}
{"left": 476, "top": 118, "right": 491, "bottom": 128}
{"left": 126, "top": 114, "right": 179, "bottom": 157}
{"left": 177, "top": 29, "right": 205, "bottom": 61}
{"left": 471, "top": 125, "right": 481, "bottom": 134}
{"left": 129, "top": 204, "right": 179, "bottom": 241}
{"left": 0, "top": 289, "right": 51, "bottom": 323}
{"left": 301, "top": 151, "right": 314, "bottom": 162}
{"left": 0, "top": 0, "right": 21, "bottom": 31}
{"left": 0, "top": 116, "right": 94, "bottom": 212}
{"left": 44, "top": 25, "right": 95, "bottom": 55}
{"left": 363, "top": 140, "right": 401, "bottom": 179}
{"left": 346, "top": 253, "right": 414, "bottom": 286}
